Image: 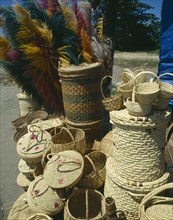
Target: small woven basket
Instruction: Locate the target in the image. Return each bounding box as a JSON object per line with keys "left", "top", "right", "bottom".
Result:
{"left": 25, "top": 110, "right": 48, "bottom": 125}
{"left": 77, "top": 151, "right": 107, "bottom": 189}
{"left": 134, "top": 71, "right": 160, "bottom": 104}
{"left": 100, "top": 75, "right": 124, "bottom": 111}
{"left": 26, "top": 213, "right": 53, "bottom": 220}
{"left": 139, "top": 183, "right": 173, "bottom": 220}
{"left": 159, "top": 73, "right": 173, "bottom": 98}
{"left": 118, "top": 80, "right": 134, "bottom": 99}
{"left": 64, "top": 189, "right": 106, "bottom": 220}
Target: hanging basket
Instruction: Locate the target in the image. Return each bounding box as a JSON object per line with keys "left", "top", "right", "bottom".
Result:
{"left": 77, "top": 151, "right": 107, "bottom": 189}
{"left": 64, "top": 189, "right": 106, "bottom": 220}
{"left": 134, "top": 71, "right": 160, "bottom": 104}
{"left": 100, "top": 75, "right": 124, "bottom": 111}
{"left": 159, "top": 73, "right": 173, "bottom": 98}
{"left": 139, "top": 183, "right": 173, "bottom": 220}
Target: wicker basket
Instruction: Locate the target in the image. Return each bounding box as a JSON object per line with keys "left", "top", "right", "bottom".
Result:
{"left": 27, "top": 213, "right": 53, "bottom": 220}
{"left": 100, "top": 75, "right": 124, "bottom": 111}
{"left": 110, "top": 109, "right": 171, "bottom": 182}
{"left": 139, "top": 183, "right": 173, "bottom": 220}
{"left": 59, "top": 62, "right": 105, "bottom": 122}
{"left": 121, "top": 69, "right": 135, "bottom": 83}
{"left": 159, "top": 73, "right": 173, "bottom": 98}
{"left": 134, "top": 71, "right": 160, "bottom": 104}
{"left": 64, "top": 189, "right": 106, "bottom": 220}
{"left": 27, "top": 175, "right": 66, "bottom": 216}
{"left": 118, "top": 80, "right": 134, "bottom": 99}
{"left": 25, "top": 110, "right": 48, "bottom": 125}
{"left": 77, "top": 151, "right": 107, "bottom": 189}
{"left": 126, "top": 91, "right": 152, "bottom": 116}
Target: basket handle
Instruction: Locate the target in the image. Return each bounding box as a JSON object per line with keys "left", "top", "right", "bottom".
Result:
{"left": 134, "top": 71, "right": 159, "bottom": 87}
{"left": 139, "top": 183, "right": 173, "bottom": 214}
{"left": 158, "top": 72, "right": 173, "bottom": 79}
{"left": 85, "top": 189, "right": 89, "bottom": 220}
{"left": 100, "top": 75, "right": 116, "bottom": 99}
{"left": 121, "top": 70, "right": 135, "bottom": 83}
{"left": 84, "top": 154, "right": 97, "bottom": 174}
{"left": 60, "top": 127, "right": 75, "bottom": 143}
{"left": 49, "top": 126, "right": 62, "bottom": 137}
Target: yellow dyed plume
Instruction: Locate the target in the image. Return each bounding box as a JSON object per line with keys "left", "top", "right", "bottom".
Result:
{"left": 0, "top": 36, "right": 10, "bottom": 60}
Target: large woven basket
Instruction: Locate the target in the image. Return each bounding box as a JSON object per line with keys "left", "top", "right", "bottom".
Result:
{"left": 27, "top": 175, "right": 66, "bottom": 216}
{"left": 110, "top": 109, "right": 171, "bottom": 182}
{"left": 134, "top": 71, "right": 160, "bottom": 104}
{"left": 100, "top": 75, "right": 124, "bottom": 111}
{"left": 26, "top": 213, "right": 53, "bottom": 220}
{"left": 64, "top": 189, "right": 106, "bottom": 220}
{"left": 159, "top": 73, "right": 173, "bottom": 98}
{"left": 77, "top": 151, "right": 107, "bottom": 189}
{"left": 139, "top": 183, "right": 173, "bottom": 220}
{"left": 59, "top": 62, "right": 105, "bottom": 122}
{"left": 66, "top": 119, "right": 103, "bottom": 152}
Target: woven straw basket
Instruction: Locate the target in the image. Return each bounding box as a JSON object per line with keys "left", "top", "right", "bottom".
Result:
{"left": 134, "top": 71, "right": 160, "bottom": 104}
{"left": 51, "top": 127, "right": 86, "bottom": 155}
{"left": 110, "top": 109, "right": 171, "bottom": 182}
{"left": 59, "top": 62, "right": 104, "bottom": 122}
{"left": 27, "top": 213, "right": 53, "bottom": 220}
{"left": 64, "top": 189, "right": 106, "bottom": 220}
{"left": 139, "top": 183, "right": 173, "bottom": 220}
{"left": 27, "top": 175, "right": 66, "bottom": 216}
{"left": 126, "top": 91, "right": 152, "bottom": 116}
{"left": 16, "top": 172, "right": 33, "bottom": 191}
{"left": 25, "top": 110, "right": 48, "bottom": 125}
{"left": 77, "top": 151, "right": 107, "bottom": 189}
{"left": 100, "top": 75, "right": 124, "bottom": 111}
{"left": 159, "top": 73, "right": 173, "bottom": 98}
{"left": 12, "top": 115, "right": 27, "bottom": 129}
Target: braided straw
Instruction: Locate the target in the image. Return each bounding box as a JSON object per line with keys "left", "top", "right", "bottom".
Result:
{"left": 100, "top": 75, "right": 124, "bottom": 111}
{"left": 134, "top": 71, "right": 160, "bottom": 104}
{"left": 77, "top": 151, "right": 107, "bottom": 189}
{"left": 159, "top": 73, "right": 173, "bottom": 98}
{"left": 26, "top": 213, "right": 53, "bottom": 220}
{"left": 64, "top": 189, "right": 106, "bottom": 220}
{"left": 139, "top": 183, "right": 173, "bottom": 220}
{"left": 27, "top": 176, "right": 66, "bottom": 216}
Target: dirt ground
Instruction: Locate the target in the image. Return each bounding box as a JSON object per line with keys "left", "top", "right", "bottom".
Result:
{"left": 0, "top": 51, "right": 160, "bottom": 219}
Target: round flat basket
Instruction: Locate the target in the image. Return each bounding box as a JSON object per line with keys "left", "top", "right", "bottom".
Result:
{"left": 17, "top": 172, "right": 33, "bottom": 191}
{"left": 43, "top": 150, "right": 84, "bottom": 188}
{"left": 26, "top": 213, "right": 53, "bottom": 220}
{"left": 6, "top": 193, "right": 36, "bottom": 220}
{"left": 27, "top": 175, "right": 66, "bottom": 216}
{"left": 16, "top": 126, "right": 52, "bottom": 164}
{"left": 139, "top": 183, "right": 173, "bottom": 220}
{"left": 25, "top": 110, "right": 48, "bottom": 125}
{"left": 77, "top": 151, "right": 107, "bottom": 189}
{"left": 64, "top": 189, "right": 106, "bottom": 220}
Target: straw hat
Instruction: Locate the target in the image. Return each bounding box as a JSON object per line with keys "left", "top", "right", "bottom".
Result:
{"left": 16, "top": 172, "right": 33, "bottom": 191}
{"left": 16, "top": 126, "right": 52, "bottom": 164}
{"left": 27, "top": 175, "right": 66, "bottom": 216}
{"left": 43, "top": 150, "right": 84, "bottom": 189}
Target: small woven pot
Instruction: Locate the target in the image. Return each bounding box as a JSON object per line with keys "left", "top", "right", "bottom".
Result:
{"left": 126, "top": 91, "right": 152, "bottom": 116}
{"left": 100, "top": 75, "right": 124, "bottom": 111}
{"left": 64, "top": 189, "right": 106, "bottom": 220}
{"left": 77, "top": 151, "right": 107, "bottom": 189}
{"left": 25, "top": 110, "right": 48, "bottom": 125}
{"left": 159, "top": 73, "right": 173, "bottom": 98}
{"left": 27, "top": 175, "right": 66, "bottom": 216}
{"left": 139, "top": 183, "right": 173, "bottom": 220}
{"left": 26, "top": 213, "right": 53, "bottom": 220}
{"left": 134, "top": 71, "right": 160, "bottom": 104}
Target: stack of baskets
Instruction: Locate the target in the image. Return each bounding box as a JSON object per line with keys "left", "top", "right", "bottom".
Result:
{"left": 104, "top": 108, "right": 172, "bottom": 220}
{"left": 59, "top": 62, "right": 105, "bottom": 152}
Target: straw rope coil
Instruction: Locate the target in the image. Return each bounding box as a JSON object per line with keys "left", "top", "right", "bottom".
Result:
{"left": 64, "top": 189, "right": 106, "bottom": 220}
{"left": 139, "top": 183, "right": 173, "bottom": 220}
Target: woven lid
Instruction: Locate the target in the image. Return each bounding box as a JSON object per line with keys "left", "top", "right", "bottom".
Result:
{"left": 43, "top": 150, "right": 84, "bottom": 188}
{"left": 27, "top": 175, "right": 65, "bottom": 216}
{"left": 16, "top": 126, "right": 52, "bottom": 163}
{"left": 17, "top": 172, "right": 33, "bottom": 188}
{"left": 18, "top": 159, "right": 38, "bottom": 174}
{"left": 7, "top": 193, "right": 36, "bottom": 220}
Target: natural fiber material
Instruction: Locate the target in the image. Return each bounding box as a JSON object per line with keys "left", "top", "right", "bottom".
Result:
{"left": 104, "top": 157, "right": 170, "bottom": 220}
{"left": 77, "top": 151, "right": 107, "bottom": 189}
{"left": 26, "top": 213, "right": 53, "bottom": 220}
{"left": 7, "top": 193, "right": 36, "bottom": 220}
{"left": 16, "top": 126, "right": 52, "bottom": 164}
{"left": 64, "top": 189, "right": 106, "bottom": 220}
{"left": 110, "top": 109, "right": 171, "bottom": 182}
{"left": 51, "top": 127, "right": 86, "bottom": 155}
{"left": 153, "top": 96, "right": 170, "bottom": 110}
{"left": 27, "top": 176, "right": 65, "bottom": 216}
{"left": 16, "top": 172, "right": 32, "bottom": 191}
{"left": 99, "top": 131, "right": 114, "bottom": 157}
{"left": 59, "top": 62, "right": 104, "bottom": 122}
{"left": 14, "top": 126, "right": 28, "bottom": 143}
{"left": 159, "top": 73, "right": 173, "bottom": 98}
{"left": 118, "top": 81, "right": 134, "bottom": 99}
{"left": 100, "top": 75, "right": 124, "bottom": 111}
{"left": 25, "top": 110, "right": 48, "bottom": 125}
{"left": 66, "top": 119, "right": 103, "bottom": 152}
{"left": 139, "top": 183, "right": 173, "bottom": 220}
{"left": 12, "top": 115, "right": 27, "bottom": 129}
{"left": 43, "top": 150, "right": 84, "bottom": 188}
